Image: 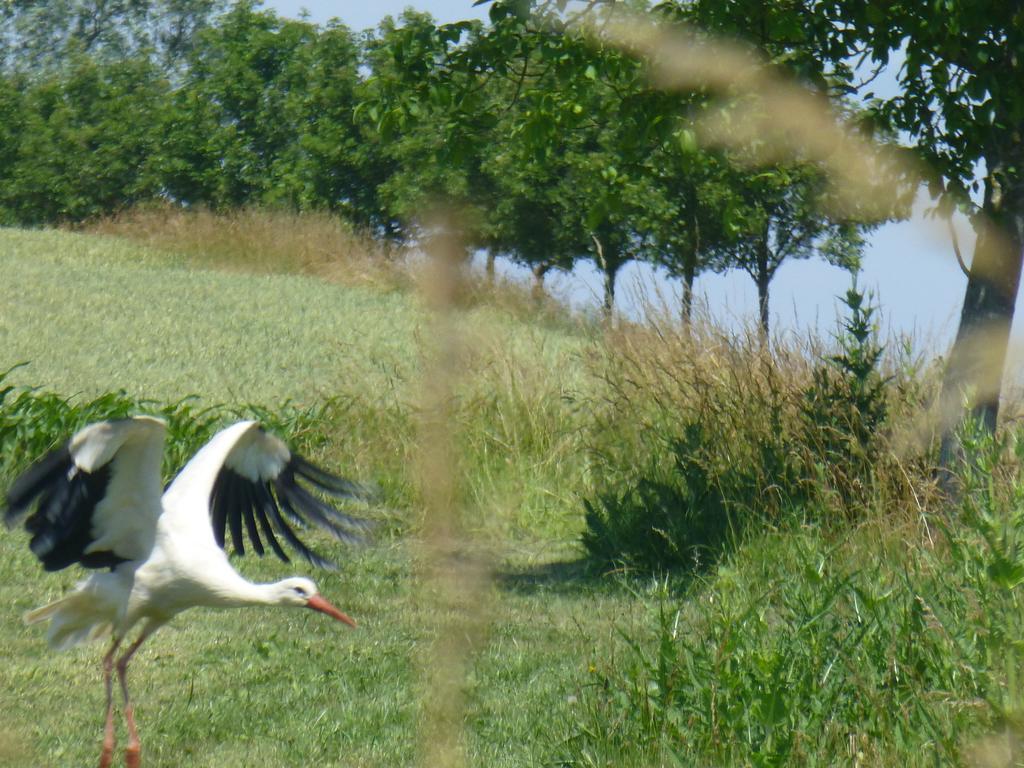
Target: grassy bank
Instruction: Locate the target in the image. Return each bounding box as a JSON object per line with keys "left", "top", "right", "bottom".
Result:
{"left": 0, "top": 222, "right": 614, "bottom": 766}
{"left": 3, "top": 219, "right": 1023, "bottom": 766}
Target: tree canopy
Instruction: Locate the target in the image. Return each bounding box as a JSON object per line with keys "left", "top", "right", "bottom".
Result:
{"left": 0, "top": 0, "right": 972, "bottom": 339}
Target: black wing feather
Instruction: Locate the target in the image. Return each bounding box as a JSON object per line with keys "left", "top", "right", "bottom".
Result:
{"left": 210, "top": 471, "right": 229, "bottom": 549}
{"left": 238, "top": 479, "right": 264, "bottom": 556}
{"left": 252, "top": 483, "right": 289, "bottom": 562}
{"left": 4, "top": 445, "right": 74, "bottom": 524}
{"left": 290, "top": 455, "right": 378, "bottom": 502}
{"left": 276, "top": 481, "right": 363, "bottom": 546}
{"left": 3, "top": 443, "right": 126, "bottom": 572}
{"left": 277, "top": 477, "right": 372, "bottom": 542}
{"left": 207, "top": 452, "right": 374, "bottom": 569}
{"left": 225, "top": 472, "right": 246, "bottom": 556}
{"left": 264, "top": 486, "right": 338, "bottom": 570}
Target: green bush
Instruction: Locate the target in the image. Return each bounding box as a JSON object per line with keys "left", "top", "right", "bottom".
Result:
{"left": 580, "top": 282, "right": 918, "bottom": 573}
{"left": 566, "top": 423, "right": 1024, "bottom": 766}
{"left": 582, "top": 423, "right": 739, "bottom": 571}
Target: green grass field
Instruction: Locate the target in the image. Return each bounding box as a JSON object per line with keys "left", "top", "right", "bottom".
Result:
{"left": 2, "top": 225, "right": 1022, "bottom": 767}
{"left": 0, "top": 227, "right": 586, "bottom": 407}
{"left": 0, "top": 226, "right": 624, "bottom": 767}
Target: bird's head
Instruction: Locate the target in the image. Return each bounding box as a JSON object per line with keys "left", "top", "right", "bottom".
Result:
{"left": 275, "top": 577, "right": 356, "bottom": 628}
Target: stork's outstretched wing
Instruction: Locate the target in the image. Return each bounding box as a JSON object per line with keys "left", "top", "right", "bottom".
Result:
{"left": 3, "top": 417, "right": 166, "bottom": 572}
{"left": 162, "top": 421, "right": 376, "bottom": 570}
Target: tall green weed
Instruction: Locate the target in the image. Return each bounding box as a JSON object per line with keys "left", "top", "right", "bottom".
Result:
{"left": 581, "top": 285, "right": 935, "bottom": 572}
{"left": 565, "top": 422, "right": 1024, "bottom": 765}
{"left": 0, "top": 365, "right": 341, "bottom": 484}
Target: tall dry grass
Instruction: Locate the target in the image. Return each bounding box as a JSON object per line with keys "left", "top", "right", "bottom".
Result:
{"left": 581, "top": 303, "right": 949, "bottom": 570}
{"left": 83, "top": 205, "right": 406, "bottom": 289}
{"left": 83, "top": 205, "right": 580, "bottom": 329}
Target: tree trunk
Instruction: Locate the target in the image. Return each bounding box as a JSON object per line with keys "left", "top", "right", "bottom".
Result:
{"left": 681, "top": 251, "right": 696, "bottom": 325}
{"left": 755, "top": 234, "right": 771, "bottom": 339}
{"left": 485, "top": 249, "right": 496, "bottom": 286}
{"left": 593, "top": 235, "right": 625, "bottom": 319}
{"left": 531, "top": 261, "right": 551, "bottom": 302}
{"left": 939, "top": 150, "right": 1024, "bottom": 469}
{"left": 681, "top": 210, "right": 700, "bottom": 325}
{"left": 603, "top": 263, "right": 617, "bottom": 317}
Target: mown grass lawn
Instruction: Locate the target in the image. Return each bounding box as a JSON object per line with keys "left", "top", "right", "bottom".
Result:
{"left": 0, "top": 226, "right": 635, "bottom": 767}
{"left": 0, "top": 535, "right": 647, "bottom": 767}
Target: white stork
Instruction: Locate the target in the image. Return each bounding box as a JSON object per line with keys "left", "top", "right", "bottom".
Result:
{"left": 3, "top": 416, "right": 376, "bottom": 768}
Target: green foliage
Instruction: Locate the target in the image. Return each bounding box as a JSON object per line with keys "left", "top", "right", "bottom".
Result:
{"left": 580, "top": 293, "right": 922, "bottom": 571}
{"left": 0, "top": 55, "right": 169, "bottom": 224}
{"left": 569, "top": 437, "right": 1024, "bottom": 766}
{"left": 823, "top": 0, "right": 1024, "bottom": 213}
{"left": 159, "top": 4, "right": 365, "bottom": 212}
{"left": 801, "top": 281, "right": 890, "bottom": 503}
{"left": 713, "top": 164, "right": 871, "bottom": 335}
{"left": 568, "top": 533, "right": 968, "bottom": 764}
{"left": 582, "top": 424, "right": 739, "bottom": 571}
{"left": 0, "top": 364, "right": 338, "bottom": 484}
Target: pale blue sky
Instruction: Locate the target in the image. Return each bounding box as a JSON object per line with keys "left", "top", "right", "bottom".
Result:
{"left": 265, "top": 0, "right": 1006, "bottom": 354}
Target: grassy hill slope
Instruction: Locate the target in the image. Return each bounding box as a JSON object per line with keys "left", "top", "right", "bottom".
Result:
{"left": 0, "top": 226, "right": 613, "bottom": 767}
{"left": 3, "top": 224, "right": 1022, "bottom": 767}
{"left": 0, "top": 227, "right": 586, "bottom": 406}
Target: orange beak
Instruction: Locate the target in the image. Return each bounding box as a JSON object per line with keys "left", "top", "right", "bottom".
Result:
{"left": 306, "top": 594, "right": 357, "bottom": 628}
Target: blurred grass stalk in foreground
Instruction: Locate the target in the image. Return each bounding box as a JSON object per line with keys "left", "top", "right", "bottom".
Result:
{"left": 416, "top": 213, "right": 492, "bottom": 768}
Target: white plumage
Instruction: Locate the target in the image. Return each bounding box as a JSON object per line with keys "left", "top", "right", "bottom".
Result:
{"left": 4, "top": 416, "right": 374, "bottom": 768}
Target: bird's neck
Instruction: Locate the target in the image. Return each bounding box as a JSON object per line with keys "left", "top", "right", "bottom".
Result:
{"left": 210, "top": 577, "right": 281, "bottom": 608}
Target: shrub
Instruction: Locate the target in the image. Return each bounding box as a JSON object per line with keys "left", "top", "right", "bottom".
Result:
{"left": 583, "top": 423, "right": 739, "bottom": 571}
{"left": 566, "top": 421, "right": 1024, "bottom": 766}
{"left": 581, "top": 284, "right": 934, "bottom": 572}
{"left": 580, "top": 321, "right": 812, "bottom": 571}
{"left": 801, "top": 283, "right": 891, "bottom": 508}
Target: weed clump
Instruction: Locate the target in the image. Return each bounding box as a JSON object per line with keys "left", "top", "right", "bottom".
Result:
{"left": 0, "top": 366, "right": 343, "bottom": 485}
{"left": 581, "top": 284, "right": 934, "bottom": 572}
{"left": 567, "top": 422, "right": 1024, "bottom": 765}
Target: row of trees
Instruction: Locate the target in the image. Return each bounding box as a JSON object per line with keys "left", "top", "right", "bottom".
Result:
{"left": 1, "top": 0, "right": 899, "bottom": 335}
{"left": 3, "top": 0, "right": 1023, "bottom": 436}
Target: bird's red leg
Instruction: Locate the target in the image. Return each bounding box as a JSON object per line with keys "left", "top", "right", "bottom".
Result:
{"left": 115, "top": 624, "right": 157, "bottom": 768}
{"left": 99, "top": 638, "right": 122, "bottom": 768}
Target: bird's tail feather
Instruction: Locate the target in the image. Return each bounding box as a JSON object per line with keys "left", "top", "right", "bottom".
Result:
{"left": 24, "top": 578, "right": 119, "bottom": 650}
{"left": 23, "top": 597, "right": 68, "bottom": 625}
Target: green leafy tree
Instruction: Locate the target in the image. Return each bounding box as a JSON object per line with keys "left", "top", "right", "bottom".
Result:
{"left": 299, "top": 22, "right": 390, "bottom": 233}
{"left": 712, "top": 163, "right": 867, "bottom": 337}
{"left": 655, "top": 0, "right": 888, "bottom": 336}
{"left": 360, "top": 11, "right": 496, "bottom": 245}
{"left": 0, "top": 0, "right": 224, "bottom": 74}
{"left": 832, "top": 2, "right": 1024, "bottom": 444}
{"left": 459, "top": 1, "right": 674, "bottom": 312}
{"left": 0, "top": 55, "right": 169, "bottom": 223}
{"left": 640, "top": 133, "right": 740, "bottom": 323}
{"left": 0, "top": 73, "right": 26, "bottom": 224}
{"left": 158, "top": 3, "right": 325, "bottom": 208}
